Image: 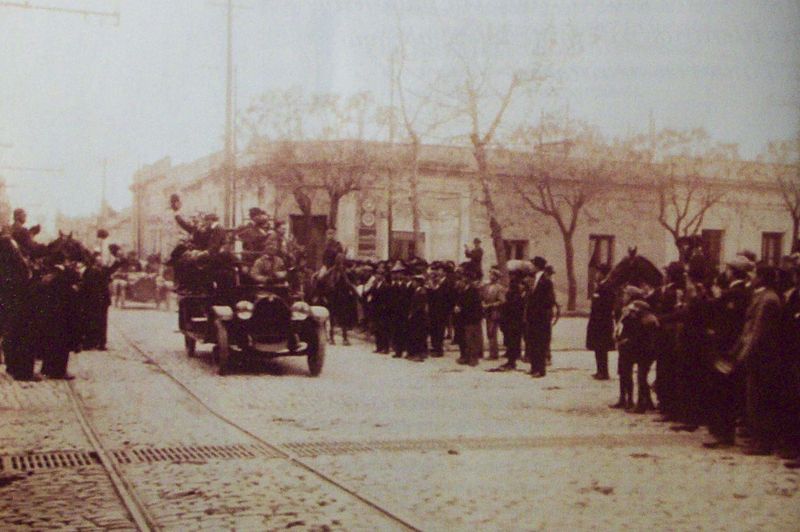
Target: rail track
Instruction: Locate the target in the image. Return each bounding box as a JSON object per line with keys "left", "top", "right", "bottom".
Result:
{"left": 60, "top": 324, "right": 423, "bottom": 532}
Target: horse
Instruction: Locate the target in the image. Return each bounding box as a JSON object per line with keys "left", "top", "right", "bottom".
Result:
{"left": 603, "top": 247, "right": 664, "bottom": 413}
{"left": 605, "top": 247, "right": 664, "bottom": 292}
{"left": 310, "top": 254, "right": 358, "bottom": 345}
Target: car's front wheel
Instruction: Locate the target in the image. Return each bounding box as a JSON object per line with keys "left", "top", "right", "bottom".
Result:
{"left": 184, "top": 335, "right": 196, "bottom": 358}
{"left": 215, "top": 319, "right": 232, "bottom": 376}
{"left": 307, "top": 321, "right": 326, "bottom": 377}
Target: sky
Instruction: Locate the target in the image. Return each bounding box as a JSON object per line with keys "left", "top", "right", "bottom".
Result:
{"left": 0, "top": 0, "right": 798, "bottom": 228}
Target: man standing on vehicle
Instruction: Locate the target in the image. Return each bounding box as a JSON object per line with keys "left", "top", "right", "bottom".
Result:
{"left": 237, "top": 207, "right": 270, "bottom": 258}
{"left": 10, "top": 208, "right": 46, "bottom": 260}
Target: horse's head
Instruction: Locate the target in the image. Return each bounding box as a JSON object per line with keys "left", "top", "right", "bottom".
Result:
{"left": 48, "top": 232, "right": 92, "bottom": 264}
{"left": 606, "top": 250, "right": 664, "bottom": 290}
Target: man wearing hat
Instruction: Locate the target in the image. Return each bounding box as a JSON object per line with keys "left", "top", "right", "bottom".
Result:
{"left": 495, "top": 265, "right": 527, "bottom": 371}
{"left": 523, "top": 256, "right": 555, "bottom": 377}
{"left": 481, "top": 267, "right": 506, "bottom": 360}
{"left": 10, "top": 207, "right": 45, "bottom": 259}
{"left": 364, "top": 261, "right": 393, "bottom": 354}
{"left": 427, "top": 264, "right": 454, "bottom": 358}
{"left": 703, "top": 255, "right": 753, "bottom": 448}
{"left": 237, "top": 207, "right": 270, "bottom": 258}
{"left": 732, "top": 263, "right": 783, "bottom": 455}
{"left": 464, "top": 238, "right": 484, "bottom": 279}
{"left": 322, "top": 228, "right": 344, "bottom": 269}
{"left": 649, "top": 261, "right": 686, "bottom": 420}
{"left": 586, "top": 263, "right": 614, "bottom": 380}
{"left": 454, "top": 267, "right": 484, "bottom": 366}
{"left": 390, "top": 261, "right": 412, "bottom": 358}
{"left": 406, "top": 273, "right": 430, "bottom": 362}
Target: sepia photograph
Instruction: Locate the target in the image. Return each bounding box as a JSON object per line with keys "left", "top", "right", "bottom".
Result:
{"left": 1, "top": 0, "right": 799, "bottom": 530}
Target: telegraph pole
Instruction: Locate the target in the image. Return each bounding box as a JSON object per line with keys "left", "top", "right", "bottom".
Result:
{"left": 99, "top": 158, "right": 108, "bottom": 225}
{"left": 387, "top": 51, "right": 396, "bottom": 260}
{"left": 223, "top": 0, "right": 235, "bottom": 228}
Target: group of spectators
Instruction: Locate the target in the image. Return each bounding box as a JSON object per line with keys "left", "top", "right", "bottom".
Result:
{"left": 0, "top": 208, "right": 134, "bottom": 381}
{"left": 340, "top": 240, "right": 560, "bottom": 377}
{"left": 588, "top": 246, "right": 800, "bottom": 461}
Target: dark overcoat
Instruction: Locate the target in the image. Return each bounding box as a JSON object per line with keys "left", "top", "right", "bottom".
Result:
{"left": 585, "top": 281, "right": 616, "bottom": 351}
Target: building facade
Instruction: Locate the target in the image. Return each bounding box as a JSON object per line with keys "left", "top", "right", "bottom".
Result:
{"left": 128, "top": 141, "right": 795, "bottom": 310}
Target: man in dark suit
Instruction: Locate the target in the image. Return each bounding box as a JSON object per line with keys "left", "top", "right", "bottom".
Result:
{"left": 732, "top": 264, "right": 783, "bottom": 455}
{"left": 464, "top": 238, "right": 484, "bottom": 279}
{"left": 703, "top": 256, "right": 753, "bottom": 448}
{"left": 365, "top": 263, "right": 393, "bottom": 354}
{"left": 237, "top": 207, "right": 270, "bottom": 259}
{"left": 390, "top": 262, "right": 412, "bottom": 358}
{"left": 427, "top": 265, "right": 453, "bottom": 358}
{"left": 523, "top": 256, "right": 555, "bottom": 378}
{"left": 406, "top": 273, "right": 429, "bottom": 362}
{"left": 495, "top": 268, "right": 526, "bottom": 371}
{"left": 80, "top": 252, "right": 123, "bottom": 350}
{"left": 322, "top": 229, "right": 344, "bottom": 269}
{"left": 586, "top": 264, "right": 615, "bottom": 380}
{"left": 10, "top": 208, "right": 46, "bottom": 260}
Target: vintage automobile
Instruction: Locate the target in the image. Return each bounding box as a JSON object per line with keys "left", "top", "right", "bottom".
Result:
{"left": 116, "top": 271, "right": 172, "bottom": 309}
{"left": 178, "top": 282, "right": 328, "bottom": 376}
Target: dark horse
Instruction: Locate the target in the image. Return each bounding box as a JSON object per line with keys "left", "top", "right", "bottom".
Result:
{"left": 605, "top": 247, "right": 664, "bottom": 291}
{"left": 603, "top": 247, "right": 664, "bottom": 413}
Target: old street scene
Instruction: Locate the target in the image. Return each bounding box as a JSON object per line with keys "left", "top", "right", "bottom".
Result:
{"left": 1, "top": 1, "right": 800, "bottom": 531}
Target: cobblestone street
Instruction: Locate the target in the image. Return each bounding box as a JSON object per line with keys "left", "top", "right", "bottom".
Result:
{"left": 2, "top": 307, "right": 799, "bottom": 530}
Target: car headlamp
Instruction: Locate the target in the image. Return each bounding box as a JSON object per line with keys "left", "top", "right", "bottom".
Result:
{"left": 291, "top": 301, "right": 311, "bottom": 320}
{"left": 235, "top": 300, "right": 254, "bottom": 320}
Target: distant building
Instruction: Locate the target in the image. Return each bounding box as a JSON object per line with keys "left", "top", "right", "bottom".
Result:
{"left": 55, "top": 206, "right": 134, "bottom": 259}
{"left": 129, "top": 141, "right": 793, "bottom": 310}
{"left": 0, "top": 177, "right": 11, "bottom": 229}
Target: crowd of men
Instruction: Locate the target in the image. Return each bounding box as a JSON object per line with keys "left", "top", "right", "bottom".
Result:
{"left": 358, "top": 246, "right": 558, "bottom": 377}
{"left": 585, "top": 245, "right": 800, "bottom": 461}
{"left": 0, "top": 208, "right": 140, "bottom": 381}
{"left": 4, "top": 198, "right": 798, "bottom": 464}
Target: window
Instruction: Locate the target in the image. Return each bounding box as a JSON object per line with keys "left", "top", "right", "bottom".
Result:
{"left": 503, "top": 240, "right": 529, "bottom": 260}
{"left": 761, "top": 232, "right": 783, "bottom": 266}
{"left": 588, "top": 234, "right": 614, "bottom": 297}
{"left": 701, "top": 229, "right": 724, "bottom": 269}
{"left": 390, "top": 231, "right": 425, "bottom": 261}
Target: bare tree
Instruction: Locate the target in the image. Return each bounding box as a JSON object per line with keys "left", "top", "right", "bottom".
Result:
{"left": 241, "top": 88, "right": 378, "bottom": 247}
{"left": 392, "top": 17, "right": 458, "bottom": 257}
{"left": 512, "top": 118, "right": 615, "bottom": 310}
{"left": 304, "top": 92, "right": 378, "bottom": 230}
{"left": 626, "top": 128, "right": 737, "bottom": 250}
{"left": 428, "top": 12, "right": 568, "bottom": 271}
{"left": 314, "top": 141, "right": 374, "bottom": 229}
{"left": 757, "top": 135, "right": 800, "bottom": 252}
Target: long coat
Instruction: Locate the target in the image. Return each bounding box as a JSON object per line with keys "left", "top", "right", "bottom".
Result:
{"left": 327, "top": 269, "right": 359, "bottom": 328}
{"left": 734, "top": 286, "right": 784, "bottom": 441}
{"left": 586, "top": 281, "right": 616, "bottom": 351}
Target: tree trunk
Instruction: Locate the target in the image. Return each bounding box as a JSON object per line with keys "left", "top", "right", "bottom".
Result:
{"left": 409, "top": 138, "right": 422, "bottom": 257}
{"left": 473, "top": 143, "right": 507, "bottom": 272}
{"left": 792, "top": 216, "right": 799, "bottom": 253}
{"left": 562, "top": 231, "right": 577, "bottom": 311}
{"left": 328, "top": 193, "right": 341, "bottom": 232}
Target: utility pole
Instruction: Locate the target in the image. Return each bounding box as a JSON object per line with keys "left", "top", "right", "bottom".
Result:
{"left": 223, "top": 0, "right": 235, "bottom": 228}
{"left": 387, "top": 50, "right": 396, "bottom": 260}
{"left": 0, "top": 1, "right": 120, "bottom": 24}
{"left": 99, "top": 158, "right": 108, "bottom": 226}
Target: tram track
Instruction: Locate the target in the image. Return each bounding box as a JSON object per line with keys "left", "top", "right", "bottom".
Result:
{"left": 59, "top": 323, "right": 422, "bottom": 532}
